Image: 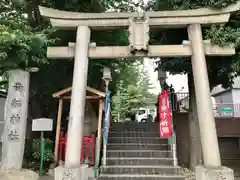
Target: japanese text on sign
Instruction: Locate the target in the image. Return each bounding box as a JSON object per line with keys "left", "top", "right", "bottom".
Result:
{"left": 9, "top": 114, "right": 21, "bottom": 124}
{"left": 13, "top": 82, "right": 24, "bottom": 92}
{"left": 11, "top": 98, "right": 22, "bottom": 108}
{"left": 8, "top": 128, "right": 20, "bottom": 140}
{"left": 7, "top": 81, "right": 25, "bottom": 141}
{"left": 158, "top": 90, "right": 172, "bottom": 138}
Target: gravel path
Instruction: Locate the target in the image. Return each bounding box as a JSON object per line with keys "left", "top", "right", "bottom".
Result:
{"left": 181, "top": 168, "right": 196, "bottom": 180}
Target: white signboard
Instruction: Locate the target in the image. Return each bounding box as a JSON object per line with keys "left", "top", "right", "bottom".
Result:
{"left": 1, "top": 70, "right": 30, "bottom": 170}
{"left": 32, "top": 118, "right": 53, "bottom": 132}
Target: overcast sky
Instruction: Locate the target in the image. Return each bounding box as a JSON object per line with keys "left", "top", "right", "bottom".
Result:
{"left": 144, "top": 58, "right": 189, "bottom": 94}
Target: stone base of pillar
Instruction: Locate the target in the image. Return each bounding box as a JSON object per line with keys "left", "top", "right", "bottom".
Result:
{"left": 0, "top": 169, "right": 39, "bottom": 180}
{"left": 196, "top": 165, "right": 234, "bottom": 180}
{"left": 54, "top": 164, "right": 95, "bottom": 180}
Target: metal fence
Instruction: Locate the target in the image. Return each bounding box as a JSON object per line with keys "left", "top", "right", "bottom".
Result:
{"left": 173, "top": 93, "right": 240, "bottom": 118}
{"left": 172, "top": 93, "right": 189, "bottom": 112}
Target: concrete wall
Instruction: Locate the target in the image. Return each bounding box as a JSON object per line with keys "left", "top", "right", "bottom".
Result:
{"left": 174, "top": 112, "right": 240, "bottom": 176}
{"left": 0, "top": 98, "right": 5, "bottom": 142}
{"left": 232, "top": 89, "right": 240, "bottom": 104}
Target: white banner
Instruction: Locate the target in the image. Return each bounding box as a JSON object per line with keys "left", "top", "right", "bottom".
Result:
{"left": 1, "top": 70, "right": 30, "bottom": 170}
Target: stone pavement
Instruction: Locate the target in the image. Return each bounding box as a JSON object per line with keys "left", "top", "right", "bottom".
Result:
{"left": 38, "top": 176, "right": 53, "bottom": 180}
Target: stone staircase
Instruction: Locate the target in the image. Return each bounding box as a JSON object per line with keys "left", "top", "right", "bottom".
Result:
{"left": 98, "top": 122, "right": 184, "bottom": 180}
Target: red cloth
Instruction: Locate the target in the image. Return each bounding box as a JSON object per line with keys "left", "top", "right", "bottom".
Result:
{"left": 158, "top": 90, "right": 172, "bottom": 138}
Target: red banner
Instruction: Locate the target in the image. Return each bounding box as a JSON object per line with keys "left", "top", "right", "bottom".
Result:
{"left": 158, "top": 90, "right": 172, "bottom": 138}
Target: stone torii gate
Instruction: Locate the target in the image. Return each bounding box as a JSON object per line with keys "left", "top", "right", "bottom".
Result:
{"left": 39, "top": 3, "right": 239, "bottom": 180}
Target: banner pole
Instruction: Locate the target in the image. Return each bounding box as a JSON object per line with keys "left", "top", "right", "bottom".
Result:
{"left": 169, "top": 92, "right": 178, "bottom": 166}
{"left": 103, "top": 81, "right": 110, "bottom": 166}
{"left": 40, "top": 131, "right": 45, "bottom": 176}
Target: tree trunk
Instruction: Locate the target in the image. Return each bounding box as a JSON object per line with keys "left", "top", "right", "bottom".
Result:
{"left": 24, "top": 80, "right": 43, "bottom": 159}
{"left": 188, "top": 73, "right": 203, "bottom": 171}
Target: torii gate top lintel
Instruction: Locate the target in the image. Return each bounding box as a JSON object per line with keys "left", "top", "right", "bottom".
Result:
{"left": 39, "top": 2, "right": 240, "bottom": 29}
{"left": 39, "top": 3, "right": 240, "bottom": 20}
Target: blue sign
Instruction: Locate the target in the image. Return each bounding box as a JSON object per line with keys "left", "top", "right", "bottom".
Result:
{"left": 103, "top": 87, "right": 110, "bottom": 145}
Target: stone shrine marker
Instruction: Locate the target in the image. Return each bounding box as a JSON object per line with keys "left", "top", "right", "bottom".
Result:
{"left": 1, "top": 70, "right": 30, "bottom": 170}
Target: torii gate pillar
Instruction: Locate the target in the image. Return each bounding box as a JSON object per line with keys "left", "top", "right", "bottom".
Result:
{"left": 65, "top": 26, "right": 91, "bottom": 168}
{"left": 54, "top": 26, "right": 95, "bottom": 180}
{"left": 188, "top": 24, "right": 221, "bottom": 167}
{"left": 189, "top": 24, "right": 234, "bottom": 179}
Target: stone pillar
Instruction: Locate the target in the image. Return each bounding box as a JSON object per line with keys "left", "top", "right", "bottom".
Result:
{"left": 0, "top": 70, "right": 39, "bottom": 180}
{"left": 188, "top": 24, "right": 234, "bottom": 180}
{"left": 65, "top": 26, "right": 91, "bottom": 168}
{"left": 1, "top": 70, "right": 30, "bottom": 170}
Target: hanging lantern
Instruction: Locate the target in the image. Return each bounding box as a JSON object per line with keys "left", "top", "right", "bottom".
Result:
{"left": 102, "top": 67, "right": 112, "bottom": 82}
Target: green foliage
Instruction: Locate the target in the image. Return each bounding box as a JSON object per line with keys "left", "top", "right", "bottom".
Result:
{"left": 112, "top": 61, "right": 156, "bottom": 119}
{"left": 32, "top": 138, "right": 53, "bottom": 162}
{"left": 147, "top": 0, "right": 239, "bottom": 11}
{"left": 12, "top": 0, "right": 26, "bottom": 7}
{"left": 205, "top": 25, "right": 240, "bottom": 47}
{"left": 0, "top": 0, "right": 57, "bottom": 75}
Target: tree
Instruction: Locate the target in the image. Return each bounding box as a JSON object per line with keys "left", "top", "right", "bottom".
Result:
{"left": 0, "top": 0, "right": 143, "bottom": 161}
{"left": 147, "top": 0, "right": 240, "bottom": 171}
{"left": 0, "top": 1, "right": 54, "bottom": 74}
{"left": 112, "top": 61, "right": 156, "bottom": 120}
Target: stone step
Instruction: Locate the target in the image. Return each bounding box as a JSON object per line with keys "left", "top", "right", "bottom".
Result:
{"left": 100, "top": 165, "right": 182, "bottom": 175}
{"left": 98, "top": 174, "right": 184, "bottom": 180}
{"left": 107, "top": 143, "right": 170, "bottom": 150}
{"left": 108, "top": 137, "right": 167, "bottom": 144}
{"left": 105, "top": 157, "right": 173, "bottom": 166}
{"left": 109, "top": 127, "right": 159, "bottom": 132}
{"left": 110, "top": 122, "right": 157, "bottom": 127}
{"left": 109, "top": 123, "right": 159, "bottom": 132}
{"left": 107, "top": 150, "right": 173, "bottom": 158}
{"left": 108, "top": 132, "right": 160, "bottom": 138}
